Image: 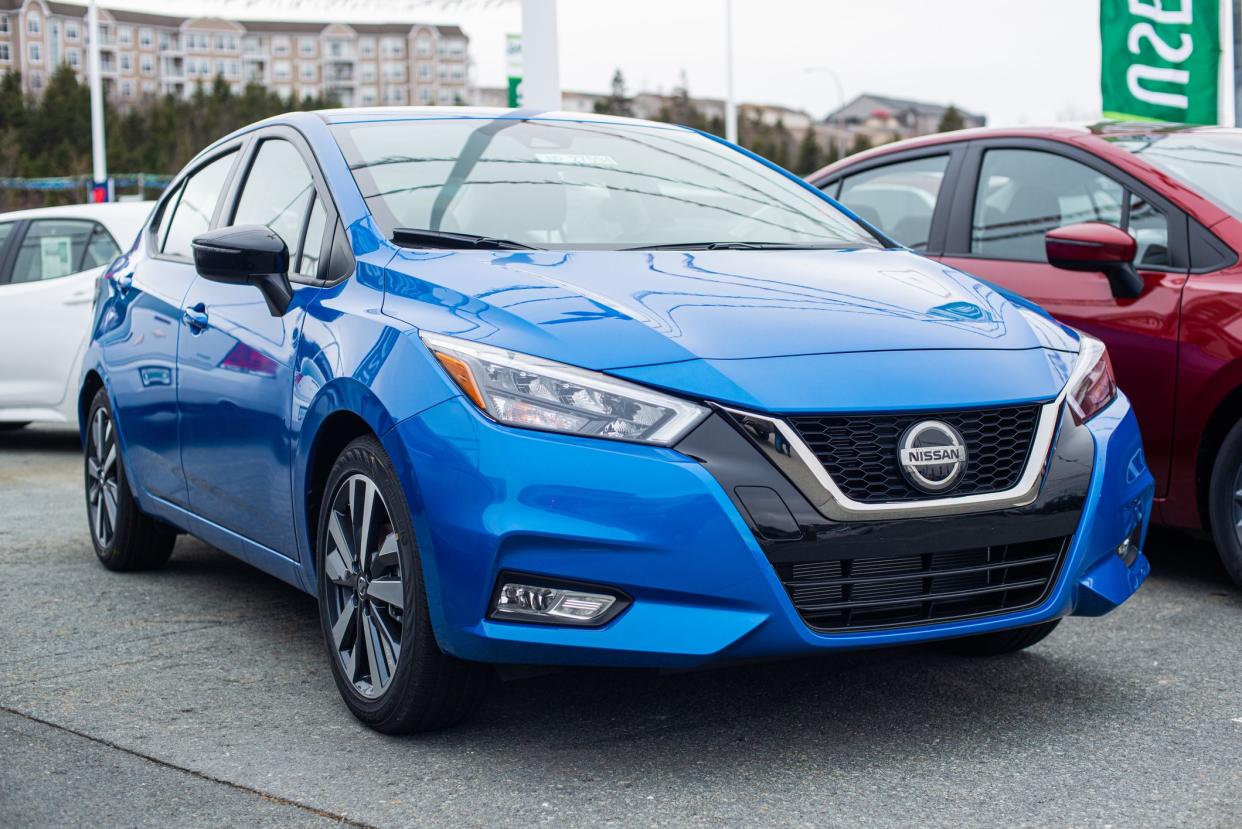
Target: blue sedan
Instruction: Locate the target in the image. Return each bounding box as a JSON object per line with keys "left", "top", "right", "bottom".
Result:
{"left": 80, "top": 108, "right": 1153, "bottom": 732}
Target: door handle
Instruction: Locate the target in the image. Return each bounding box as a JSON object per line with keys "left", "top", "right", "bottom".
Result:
{"left": 182, "top": 305, "right": 209, "bottom": 332}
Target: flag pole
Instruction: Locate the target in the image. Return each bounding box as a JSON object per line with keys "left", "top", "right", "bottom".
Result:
{"left": 87, "top": 0, "right": 108, "bottom": 201}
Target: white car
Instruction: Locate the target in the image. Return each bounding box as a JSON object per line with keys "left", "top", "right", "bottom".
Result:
{"left": 0, "top": 201, "right": 153, "bottom": 429}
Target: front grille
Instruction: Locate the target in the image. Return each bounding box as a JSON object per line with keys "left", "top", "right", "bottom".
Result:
{"left": 788, "top": 405, "right": 1041, "bottom": 503}
{"left": 776, "top": 537, "right": 1068, "bottom": 632}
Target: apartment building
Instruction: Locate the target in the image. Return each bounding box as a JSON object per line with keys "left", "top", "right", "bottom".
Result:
{"left": 0, "top": 0, "right": 470, "bottom": 107}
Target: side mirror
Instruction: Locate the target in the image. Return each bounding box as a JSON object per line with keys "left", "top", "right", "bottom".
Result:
{"left": 1045, "top": 222, "right": 1143, "bottom": 300}
{"left": 192, "top": 225, "right": 293, "bottom": 316}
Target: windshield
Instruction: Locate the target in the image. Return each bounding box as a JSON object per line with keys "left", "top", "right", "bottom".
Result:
{"left": 1107, "top": 131, "right": 1242, "bottom": 220}
{"left": 331, "top": 117, "right": 879, "bottom": 250}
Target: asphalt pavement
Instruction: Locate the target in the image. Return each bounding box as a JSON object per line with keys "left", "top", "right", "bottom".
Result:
{"left": 1, "top": 425, "right": 1240, "bottom": 828}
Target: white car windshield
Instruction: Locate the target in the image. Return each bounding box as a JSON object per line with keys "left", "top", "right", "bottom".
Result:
{"left": 331, "top": 117, "right": 881, "bottom": 251}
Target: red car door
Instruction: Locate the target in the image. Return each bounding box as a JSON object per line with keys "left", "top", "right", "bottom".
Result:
{"left": 935, "top": 140, "right": 1187, "bottom": 499}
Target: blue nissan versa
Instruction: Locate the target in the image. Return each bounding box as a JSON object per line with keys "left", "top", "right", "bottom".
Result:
{"left": 81, "top": 108, "right": 1153, "bottom": 732}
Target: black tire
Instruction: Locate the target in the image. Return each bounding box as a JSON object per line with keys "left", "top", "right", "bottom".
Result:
{"left": 84, "top": 387, "right": 176, "bottom": 572}
{"left": 938, "top": 619, "right": 1060, "bottom": 656}
{"left": 1208, "top": 418, "right": 1242, "bottom": 586}
{"left": 0, "top": 422, "right": 30, "bottom": 431}
{"left": 316, "top": 435, "right": 490, "bottom": 733}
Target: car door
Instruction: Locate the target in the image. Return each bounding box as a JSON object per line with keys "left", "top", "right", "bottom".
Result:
{"left": 177, "top": 129, "right": 328, "bottom": 557}
{"left": 0, "top": 218, "right": 119, "bottom": 415}
{"left": 936, "top": 140, "right": 1187, "bottom": 497}
{"left": 101, "top": 146, "right": 242, "bottom": 506}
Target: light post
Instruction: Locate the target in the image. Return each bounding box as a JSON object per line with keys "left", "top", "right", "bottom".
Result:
{"left": 724, "top": 0, "right": 736, "bottom": 143}
{"left": 805, "top": 66, "right": 846, "bottom": 122}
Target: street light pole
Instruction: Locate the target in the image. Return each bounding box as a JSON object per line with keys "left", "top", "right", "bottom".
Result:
{"left": 520, "top": 0, "right": 561, "bottom": 110}
{"left": 87, "top": 0, "right": 107, "bottom": 202}
{"left": 724, "top": 0, "right": 737, "bottom": 143}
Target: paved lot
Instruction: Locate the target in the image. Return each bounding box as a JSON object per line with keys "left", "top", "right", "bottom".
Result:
{"left": 1, "top": 425, "right": 1240, "bottom": 828}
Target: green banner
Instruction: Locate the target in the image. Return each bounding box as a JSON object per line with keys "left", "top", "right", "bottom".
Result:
{"left": 1101, "top": 0, "right": 1222, "bottom": 124}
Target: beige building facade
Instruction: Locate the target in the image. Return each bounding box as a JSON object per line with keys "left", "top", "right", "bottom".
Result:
{"left": 0, "top": 0, "right": 470, "bottom": 107}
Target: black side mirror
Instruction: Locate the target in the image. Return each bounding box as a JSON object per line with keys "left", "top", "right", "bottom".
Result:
{"left": 191, "top": 225, "right": 293, "bottom": 316}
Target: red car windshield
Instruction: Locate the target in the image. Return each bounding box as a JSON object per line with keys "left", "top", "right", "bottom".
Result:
{"left": 1107, "top": 131, "right": 1242, "bottom": 221}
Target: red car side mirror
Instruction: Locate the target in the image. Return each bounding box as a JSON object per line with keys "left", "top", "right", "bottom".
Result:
{"left": 1045, "top": 223, "right": 1143, "bottom": 300}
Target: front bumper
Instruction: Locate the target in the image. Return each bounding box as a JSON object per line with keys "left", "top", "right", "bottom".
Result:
{"left": 383, "top": 391, "right": 1152, "bottom": 668}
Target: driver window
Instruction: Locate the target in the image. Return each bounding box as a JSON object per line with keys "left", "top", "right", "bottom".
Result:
{"left": 971, "top": 149, "right": 1124, "bottom": 261}
{"left": 231, "top": 139, "right": 320, "bottom": 276}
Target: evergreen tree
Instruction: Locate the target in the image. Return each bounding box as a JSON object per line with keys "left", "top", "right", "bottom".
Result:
{"left": 794, "top": 128, "right": 823, "bottom": 175}
{"left": 938, "top": 104, "right": 966, "bottom": 132}
{"left": 593, "top": 69, "right": 634, "bottom": 117}
{"left": 848, "top": 132, "right": 872, "bottom": 156}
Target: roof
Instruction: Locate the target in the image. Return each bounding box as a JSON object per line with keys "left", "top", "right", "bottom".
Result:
{"left": 827, "top": 93, "right": 985, "bottom": 123}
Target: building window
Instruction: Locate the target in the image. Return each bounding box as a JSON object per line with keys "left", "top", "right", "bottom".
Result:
{"left": 66, "top": 48, "right": 80, "bottom": 68}
{"left": 121, "top": 80, "right": 133, "bottom": 98}
{"left": 30, "top": 72, "right": 42, "bottom": 90}
{"left": 243, "top": 35, "right": 259, "bottom": 53}
{"left": 28, "top": 43, "right": 40, "bottom": 63}
{"left": 140, "top": 28, "right": 152, "bottom": 48}
{"left": 272, "top": 36, "right": 289, "bottom": 56}
{"left": 417, "top": 63, "right": 430, "bottom": 81}
{"left": 381, "top": 37, "right": 404, "bottom": 58}
{"left": 298, "top": 36, "right": 315, "bottom": 56}
{"left": 0, "top": 16, "right": 8, "bottom": 34}
{"left": 416, "top": 37, "right": 431, "bottom": 57}
{"left": 299, "top": 61, "right": 315, "bottom": 81}
{"left": 118, "top": 25, "right": 132, "bottom": 45}
{"left": 385, "top": 86, "right": 406, "bottom": 104}
{"left": 273, "top": 60, "right": 290, "bottom": 81}
{"left": 418, "top": 86, "right": 432, "bottom": 104}
{"left": 67, "top": 22, "right": 79, "bottom": 41}
{"left": 360, "top": 86, "right": 376, "bottom": 105}
{"left": 0, "top": 44, "right": 9, "bottom": 62}
{"left": 26, "top": 12, "right": 40, "bottom": 34}
{"left": 382, "top": 61, "right": 404, "bottom": 82}
{"left": 141, "top": 54, "right": 153, "bottom": 74}
{"left": 214, "top": 34, "right": 237, "bottom": 52}
{"left": 360, "top": 63, "right": 376, "bottom": 82}
{"left": 444, "top": 38, "right": 465, "bottom": 58}
{"left": 438, "top": 88, "right": 454, "bottom": 105}
{"left": 120, "top": 52, "right": 132, "bottom": 72}
{"left": 358, "top": 37, "right": 375, "bottom": 57}
{"left": 299, "top": 84, "right": 317, "bottom": 99}
{"left": 275, "top": 84, "right": 291, "bottom": 100}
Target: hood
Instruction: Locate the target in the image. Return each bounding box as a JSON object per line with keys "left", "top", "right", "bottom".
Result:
{"left": 381, "top": 247, "right": 1079, "bottom": 371}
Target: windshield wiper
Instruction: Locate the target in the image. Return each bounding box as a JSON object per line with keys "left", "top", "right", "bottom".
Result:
{"left": 621, "top": 241, "right": 860, "bottom": 251}
{"left": 392, "top": 228, "right": 541, "bottom": 251}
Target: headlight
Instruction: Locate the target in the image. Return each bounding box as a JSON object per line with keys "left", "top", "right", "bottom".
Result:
{"left": 1067, "top": 333, "right": 1116, "bottom": 424}
{"left": 419, "top": 332, "right": 709, "bottom": 445}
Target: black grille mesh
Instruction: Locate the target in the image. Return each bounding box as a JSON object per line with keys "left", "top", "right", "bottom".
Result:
{"left": 777, "top": 537, "right": 1068, "bottom": 631}
{"left": 788, "top": 405, "right": 1041, "bottom": 503}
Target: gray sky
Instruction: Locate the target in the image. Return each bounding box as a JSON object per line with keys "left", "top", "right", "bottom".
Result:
{"left": 97, "top": 0, "right": 1105, "bottom": 124}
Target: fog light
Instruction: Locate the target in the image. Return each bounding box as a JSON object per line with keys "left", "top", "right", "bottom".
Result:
{"left": 493, "top": 581, "right": 620, "bottom": 625}
{"left": 1116, "top": 529, "right": 1139, "bottom": 567}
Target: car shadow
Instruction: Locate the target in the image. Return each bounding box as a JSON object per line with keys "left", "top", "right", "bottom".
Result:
{"left": 0, "top": 425, "right": 81, "bottom": 453}
{"left": 1144, "top": 526, "right": 1236, "bottom": 592}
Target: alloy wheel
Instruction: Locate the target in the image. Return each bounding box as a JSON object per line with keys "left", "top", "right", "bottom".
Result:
{"left": 86, "top": 407, "right": 119, "bottom": 548}
{"left": 323, "top": 473, "right": 405, "bottom": 699}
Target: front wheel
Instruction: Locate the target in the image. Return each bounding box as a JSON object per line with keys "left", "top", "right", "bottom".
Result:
{"left": 316, "top": 436, "right": 491, "bottom": 733}
{"left": 938, "top": 620, "right": 1060, "bottom": 656}
{"left": 1208, "top": 418, "right": 1242, "bottom": 587}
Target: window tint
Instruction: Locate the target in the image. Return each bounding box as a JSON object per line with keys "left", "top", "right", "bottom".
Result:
{"left": 11, "top": 220, "right": 114, "bottom": 283}
{"left": 299, "top": 194, "right": 327, "bottom": 276}
{"left": 971, "top": 150, "right": 1124, "bottom": 260}
{"left": 162, "top": 150, "right": 238, "bottom": 258}
{"left": 837, "top": 155, "right": 949, "bottom": 250}
{"left": 1128, "top": 192, "right": 1170, "bottom": 268}
{"left": 155, "top": 181, "right": 182, "bottom": 251}
{"left": 231, "top": 139, "right": 316, "bottom": 262}
{"left": 0, "top": 222, "right": 14, "bottom": 256}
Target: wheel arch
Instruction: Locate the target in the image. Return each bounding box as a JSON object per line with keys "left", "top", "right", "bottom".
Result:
{"left": 1196, "top": 382, "right": 1242, "bottom": 531}
{"left": 78, "top": 369, "right": 105, "bottom": 445}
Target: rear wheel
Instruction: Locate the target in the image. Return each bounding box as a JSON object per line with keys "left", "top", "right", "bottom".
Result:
{"left": 1208, "top": 418, "right": 1242, "bottom": 586}
{"left": 316, "top": 436, "right": 490, "bottom": 733}
{"left": 938, "top": 619, "right": 1060, "bottom": 656}
{"left": 84, "top": 388, "right": 176, "bottom": 571}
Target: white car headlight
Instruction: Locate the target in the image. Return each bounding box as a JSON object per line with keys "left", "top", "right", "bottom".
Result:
{"left": 419, "top": 331, "right": 709, "bottom": 445}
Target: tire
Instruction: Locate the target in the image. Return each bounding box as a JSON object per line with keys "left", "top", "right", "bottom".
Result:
{"left": 0, "top": 422, "right": 30, "bottom": 431}
{"left": 84, "top": 387, "right": 176, "bottom": 572}
{"left": 316, "top": 435, "right": 490, "bottom": 733}
{"left": 1208, "top": 418, "right": 1242, "bottom": 586}
{"left": 938, "top": 619, "right": 1060, "bottom": 656}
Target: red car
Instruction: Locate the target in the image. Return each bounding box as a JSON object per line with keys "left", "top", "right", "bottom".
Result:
{"left": 810, "top": 124, "right": 1242, "bottom": 584}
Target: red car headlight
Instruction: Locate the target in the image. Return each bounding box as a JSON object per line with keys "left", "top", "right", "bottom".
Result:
{"left": 1067, "top": 334, "right": 1117, "bottom": 424}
